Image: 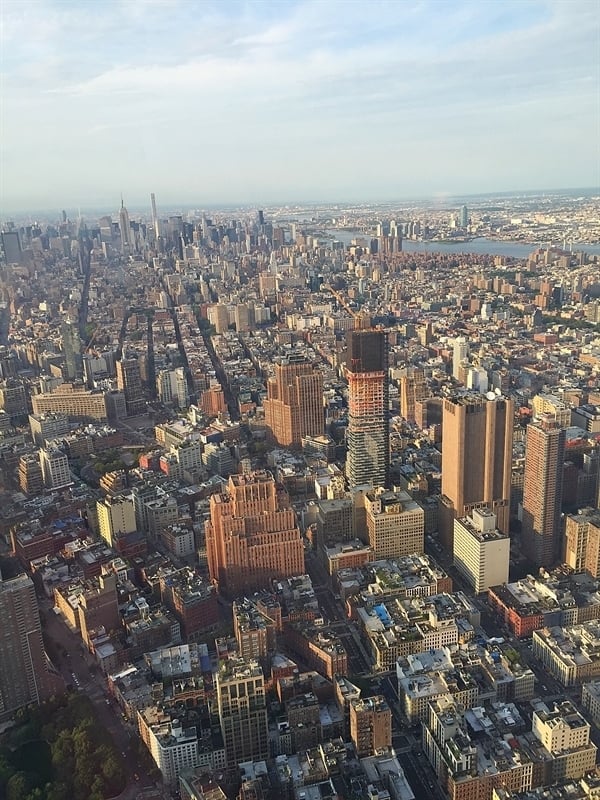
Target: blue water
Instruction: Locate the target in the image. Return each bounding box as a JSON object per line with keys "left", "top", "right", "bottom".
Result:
{"left": 325, "top": 230, "right": 600, "bottom": 258}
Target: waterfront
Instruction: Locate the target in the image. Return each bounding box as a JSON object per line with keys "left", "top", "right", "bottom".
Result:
{"left": 325, "top": 230, "right": 600, "bottom": 258}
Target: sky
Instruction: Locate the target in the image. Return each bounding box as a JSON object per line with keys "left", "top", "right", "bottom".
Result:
{"left": 1, "top": 0, "right": 599, "bottom": 212}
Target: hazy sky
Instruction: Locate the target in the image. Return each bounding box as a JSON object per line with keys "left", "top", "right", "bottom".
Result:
{"left": 1, "top": 0, "right": 599, "bottom": 211}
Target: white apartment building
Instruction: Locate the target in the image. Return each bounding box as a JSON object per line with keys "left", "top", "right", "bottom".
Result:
{"left": 453, "top": 509, "right": 509, "bottom": 593}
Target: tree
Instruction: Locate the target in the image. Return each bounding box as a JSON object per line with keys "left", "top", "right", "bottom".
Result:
{"left": 6, "top": 771, "right": 36, "bottom": 800}
{"left": 44, "top": 784, "right": 70, "bottom": 800}
{"left": 0, "top": 753, "right": 16, "bottom": 791}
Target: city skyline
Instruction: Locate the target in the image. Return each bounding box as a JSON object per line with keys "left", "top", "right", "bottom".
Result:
{"left": 1, "top": 0, "right": 599, "bottom": 211}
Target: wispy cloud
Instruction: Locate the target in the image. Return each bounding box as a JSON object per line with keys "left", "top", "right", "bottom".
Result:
{"left": 1, "top": 0, "right": 598, "bottom": 209}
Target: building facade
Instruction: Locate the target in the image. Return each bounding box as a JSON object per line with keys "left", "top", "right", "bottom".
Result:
{"left": 364, "top": 488, "right": 425, "bottom": 560}
{"left": 350, "top": 695, "right": 392, "bottom": 756}
{"left": 116, "top": 356, "right": 146, "bottom": 416}
{"left": 216, "top": 659, "right": 268, "bottom": 766}
{"left": 453, "top": 509, "right": 510, "bottom": 593}
{"left": 0, "top": 571, "right": 56, "bottom": 719}
{"left": 521, "top": 415, "right": 566, "bottom": 568}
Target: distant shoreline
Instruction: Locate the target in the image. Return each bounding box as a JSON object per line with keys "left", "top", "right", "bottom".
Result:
{"left": 324, "top": 231, "right": 600, "bottom": 257}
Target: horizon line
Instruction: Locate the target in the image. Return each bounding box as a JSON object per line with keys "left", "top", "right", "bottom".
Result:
{"left": 2, "top": 185, "right": 598, "bottom": 220}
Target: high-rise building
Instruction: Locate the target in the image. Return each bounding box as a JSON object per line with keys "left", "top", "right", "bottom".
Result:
{"left": 61, "top": 318, "right": 83, "bottom": 381}
{"left": 116, "top": 356, "right": 146, "bottom": 416}
{"left": 0, "top": 569, "right": 56, "bottom": 719}
{"left": 39, "top": 447, "right": 72, "bottom": 490}
{"left": 453, "top": 509, "right": 509, "bottom": 593}
{"left": 234, "top": 303, "right": 250, "bottom": 332}
{"left": 364, "top": 487, "right": 425, "bottom": 560}
{"left": 150, "top": 192, "right": 160, "bottom": 240}
{"left": 216, "top": 658, "right": 268, "bottom": 766}
{"left": 156, "top": 367, "right": 189, "bottom": 409}
{"left": 564, "top": 510, "right": 600, "bottom": 577}
{"left": 263, "top": 358, "right": 323, "bottom": 447}
{"left": 205, "top": 471, "right": 304, "bottom": 597}
{"left": 460, "top": 205, "right": 469, "bottom": 228}
{"left": 31, "top": 382, "right": 109, "bottom": 420}
{"left": 29, "top": 412, "right": 70, "bottom": 446}
{"left": 452, "top": 337, "right": 469, "bottom": 381}
{"left": 399, "top": 367, "right": 428, "bottom": 423}
{"left": 200, "top": 383, "right": 227, "bottom": 417}
{"left": 18, "top": 453, "right": 44, "bottom": 496}
{"left": 209, "top": 303, "right": 230, "bottom": 335}
{"left": 440, "top": 393, "right": 513, "bottom": 548}
{"left": 0, "top": 379, "right": 27, "bottom": 419}
{"left": 532, "top": 700, "right": 597, "bottom": 781}
{"left": 1, "top": 230, "right": 23, "bottom": 265}
{"left": 345, "top": 328, "right": 389, "bottom": 489}
{"left": 119, "top": 197, "right": 132, "bottom": 254}
{"left": 97, "top": 494, "right": 137, "bottom": 547}
{"left": 521, "top": 415, "right": 566, "bottom": 568}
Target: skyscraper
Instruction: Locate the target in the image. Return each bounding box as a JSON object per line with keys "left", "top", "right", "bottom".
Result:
{"left": 205, "top": 471, "right": 304, "bottom": 597}
{"left": 521, "top": 414, "right": 566, "bottom": 568}
{"left": 440, "top": 393, "right": 513, "bottom": 548}
{"left": 1, "top": 230, "right": 22, "bottom": 265}
{"left": 116, "top": 356, "right": 146, "bottom": 416}
{"left": 61, "top": 318, "right": 82, "bottom": 380}
{"left": 263, "top": 358, "right": 323, "bottom": 447}
{"left": 460, "top": 204, "right": 469, "bottom": 228}
{"left": 150, "top": 192, "right": 160, "bottom": 240}
{"left": 119, "top": 196, "right": 132, "bottom": 254}
{"left": 346, "top": 328, "right": 389, "bottom": 489}
{"left": 0, "top": 569, "right": 56, "bottom": 719}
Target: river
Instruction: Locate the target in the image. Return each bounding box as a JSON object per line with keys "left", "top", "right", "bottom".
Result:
{"left": 325, "top": 230, "right": 600, "bottom": 258}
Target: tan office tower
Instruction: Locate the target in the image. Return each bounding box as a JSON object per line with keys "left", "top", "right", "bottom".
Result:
{"left": 521, "top": 415, "right": 566, "bottom": 568}
{"left": 216, "top": 658, "right": 268, "bottom": 765}
{"left": 263, "top": 358, "right": 323, "bottom": 447}
{"left": 116, "top": 356, "right": 146, "bottom": 416}
{"left": 205, "top": 471, "right": 304, "bottom": 596}
{"left": 440, "top": 394, "right": 513, "bottom": 549}
{"left": 0, "top": 570, "right": 56, "bottom": 719}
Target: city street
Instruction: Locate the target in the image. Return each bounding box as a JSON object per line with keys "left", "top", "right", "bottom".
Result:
{"left": 40, "top": 597, "right": 163, "bottom": 798}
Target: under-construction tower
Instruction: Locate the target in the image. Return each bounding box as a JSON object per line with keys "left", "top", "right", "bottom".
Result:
{"left": 345, "top": 324, "right": 389, "bottom": 490}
